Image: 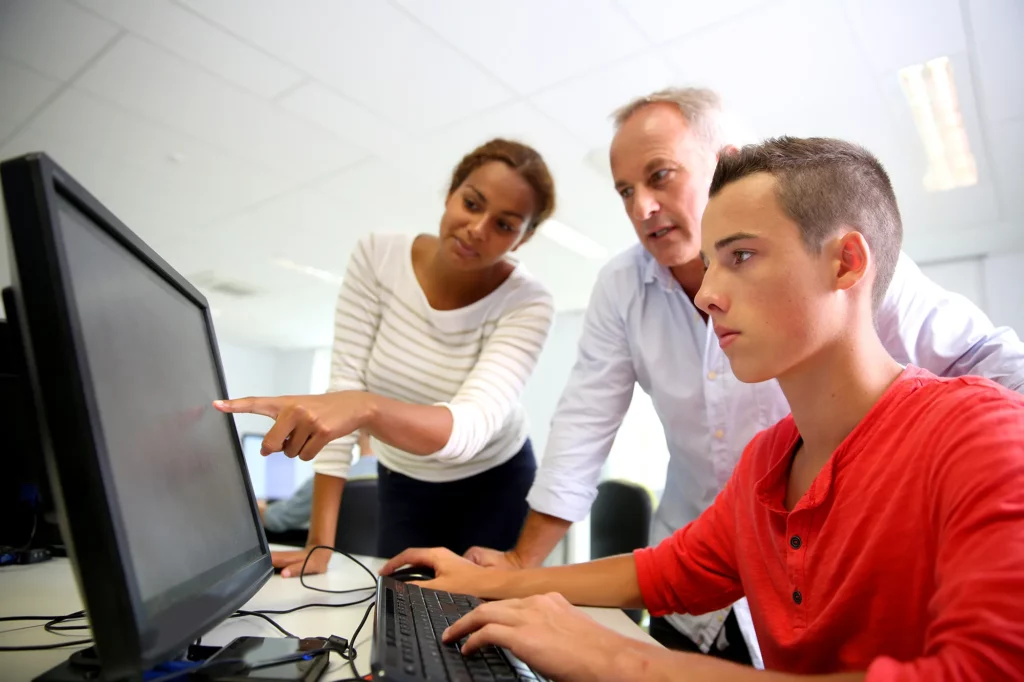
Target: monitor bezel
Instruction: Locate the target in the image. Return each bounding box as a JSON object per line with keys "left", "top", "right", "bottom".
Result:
{"left": 1, "top": 152, "right": 272, "bottom": 678}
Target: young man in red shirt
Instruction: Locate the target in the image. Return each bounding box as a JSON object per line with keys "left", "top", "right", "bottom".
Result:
{"left": 382, "top": 137, "right": 1024, "bottom": 681}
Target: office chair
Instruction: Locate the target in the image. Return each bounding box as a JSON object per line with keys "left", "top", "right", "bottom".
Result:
{"left": 590, "top": 479, "right": 654, "bottom": 624}
{"left": 333, "top": 476, "right": 379, "bottom": 556}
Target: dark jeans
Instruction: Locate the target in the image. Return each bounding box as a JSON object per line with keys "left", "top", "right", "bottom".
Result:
{"left": 649, "top": 613, "right": 752, "bottom": 666}
{"left": 376, "top": 439, "right": 536, "bottom": 558}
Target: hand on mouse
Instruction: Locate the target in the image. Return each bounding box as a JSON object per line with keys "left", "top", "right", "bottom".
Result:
{"left": 381, "top": 547, "right": 496, "bottom": 596}
{"left": 213, "top": 391, "right": 373, "bottom": 460}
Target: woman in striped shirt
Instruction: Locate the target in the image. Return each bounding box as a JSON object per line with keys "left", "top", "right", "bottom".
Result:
{"left": 215, "top": 139, "right": 557, "bottom": 576}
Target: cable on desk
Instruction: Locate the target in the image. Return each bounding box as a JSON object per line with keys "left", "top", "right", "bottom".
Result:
{"left": 231, "top": 610, "right": 298, "bottom": 639}
{"left": 298, "top": 544, "right": 377, "bottom": 595}
{"left": 0, "top": 610, "right": 92, "bottom": 651}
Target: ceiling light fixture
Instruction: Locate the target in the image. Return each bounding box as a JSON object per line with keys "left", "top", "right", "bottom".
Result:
{"left": 272, "top": 257, "right": 344, "bottom": 284}
{"left": 898, "top": 56, "right": 978, "bottom": 193}
{"left": 540, "top": 219, "right": 608, "bottom": 260}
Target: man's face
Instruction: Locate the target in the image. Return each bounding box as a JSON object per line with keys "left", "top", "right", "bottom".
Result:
{"left": 695, "top": 173, "right": 839, "bottom": 384}
{"left": 610, "top": 103, "right": 718, "bottom": 268}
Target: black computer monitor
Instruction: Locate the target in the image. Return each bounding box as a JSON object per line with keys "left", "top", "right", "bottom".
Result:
{"left": 1, "top": 152, "right": 272, "bottom": 681}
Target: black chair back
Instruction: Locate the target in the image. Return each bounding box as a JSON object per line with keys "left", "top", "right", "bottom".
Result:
{"left": 333, "top": 476, "right": 379, "bottom": 557}
{"left": 590, "top": 479, "right": 653, "bottom": 623}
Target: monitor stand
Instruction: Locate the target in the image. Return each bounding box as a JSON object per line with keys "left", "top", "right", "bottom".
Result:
{"left": 35, "top": 644, "right": 221, "bottom": 682}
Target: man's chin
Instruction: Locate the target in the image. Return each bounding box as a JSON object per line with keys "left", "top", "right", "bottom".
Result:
{"left": 645, "top": 241, "right": 699, "bottom": 269}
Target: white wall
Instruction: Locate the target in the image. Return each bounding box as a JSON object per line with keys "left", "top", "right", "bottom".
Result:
{"left": 983, "top": 251, "right": 1024, "bottom": 333}
{"left": 919, "top": 249, "right": 1024, "bottom": 333}
{"left": 520, "top": 310, "right": 584, "bottom": 460}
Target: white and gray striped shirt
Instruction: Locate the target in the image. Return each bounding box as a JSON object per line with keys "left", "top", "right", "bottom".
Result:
{"left": 313, "top": 233, "right": 554, "bottom": 483}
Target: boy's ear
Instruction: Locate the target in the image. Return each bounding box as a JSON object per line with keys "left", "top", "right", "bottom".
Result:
{"left": 834, "top": 231, "right": 871, "bottom": 294}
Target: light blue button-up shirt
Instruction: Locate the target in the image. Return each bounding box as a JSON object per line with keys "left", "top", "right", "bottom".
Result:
{"left": 527, "top": 243, "right": 1024, "bottom": 662}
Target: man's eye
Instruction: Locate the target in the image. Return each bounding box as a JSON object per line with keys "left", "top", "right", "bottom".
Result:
{"left": 618, "top": 187, "right": 633, "bottom": 200}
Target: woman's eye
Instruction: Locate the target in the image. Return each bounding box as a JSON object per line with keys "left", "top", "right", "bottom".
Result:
{"left": 732, "top": 250, "right": 753, "bottom": 265}
{"left": 619, "top": 187, "right": 633, "bottom": 200}
{"left": 463, "top": 197, "right": 478, "bottom": 210}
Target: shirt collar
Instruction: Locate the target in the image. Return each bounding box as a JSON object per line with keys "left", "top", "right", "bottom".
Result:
{"left": 641, "top": 247, "right": 679, "bottom": 291}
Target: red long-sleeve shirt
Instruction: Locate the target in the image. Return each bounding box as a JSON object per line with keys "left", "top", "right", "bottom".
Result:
{"left": 635, "top": 367, "right": 1024, "bottom": 679}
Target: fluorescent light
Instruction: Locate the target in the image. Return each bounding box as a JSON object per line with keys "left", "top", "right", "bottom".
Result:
{"left": 272, "top": 257, "right": 344, "bottom": 284}
{"left": 539, "top": 219, "right": 608, "bottom": 260}
{"left": 898, "top": 56, "right": 977, "bottom": 192}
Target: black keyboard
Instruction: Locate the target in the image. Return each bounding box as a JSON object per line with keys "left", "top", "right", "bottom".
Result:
{"left": 372, "top": 576, "right": 549, "bottom": 681}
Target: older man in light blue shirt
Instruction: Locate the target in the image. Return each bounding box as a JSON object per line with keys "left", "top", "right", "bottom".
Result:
{"left": 463, "top": 87, "right": 1024, "bottom": 666}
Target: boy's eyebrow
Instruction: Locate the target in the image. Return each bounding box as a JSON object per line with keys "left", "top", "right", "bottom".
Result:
{"left": 714, "top": 232, "right": 759, "bottom": 250}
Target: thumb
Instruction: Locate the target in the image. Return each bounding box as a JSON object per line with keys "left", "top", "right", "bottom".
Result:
{"left": 213, "top": 396, "right": 282, "bottom": 418}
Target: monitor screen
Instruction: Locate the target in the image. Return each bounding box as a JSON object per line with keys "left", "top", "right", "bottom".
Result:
{"left": 55, "top": 196, "right": 263, "bottom": 618}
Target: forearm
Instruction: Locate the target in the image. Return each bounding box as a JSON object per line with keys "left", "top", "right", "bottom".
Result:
{"left": 479, "top": 554, "right": 643, "bottom": 609}
{"left": 361, "top": 393, "right": 453, "bottom": 456}
{"left": 306, "top": 473, "right": 346, "bottom": 546}
{"left": 512, "top": 509, "right": 573, "bottom": 567}
{"left": 616, "top": 645, "right": 865, "bottom": 682}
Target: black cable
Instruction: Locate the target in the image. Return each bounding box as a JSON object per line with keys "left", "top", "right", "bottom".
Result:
{"left": 231, "top": 610, "right": 298, "bottom": 639}
{"left": 345, "top": 601, "right": 376, "bottom": 680}
{"left": 0, "top": 611, "right": 92, "bottom": 652}
{"left": 298, "top": 544, "right": 377, "bottom": 595}
{"left": 44, "top": 610, "right": 88, "bottom": 633}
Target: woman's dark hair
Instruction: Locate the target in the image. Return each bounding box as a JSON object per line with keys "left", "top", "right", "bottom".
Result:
{"left": 448, "top": 138, "right": 556, "bottom": 230}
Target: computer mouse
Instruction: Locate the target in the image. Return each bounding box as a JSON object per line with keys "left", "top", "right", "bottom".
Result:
{"left": 389, "top": 565, "right": 435, "bottom": 582}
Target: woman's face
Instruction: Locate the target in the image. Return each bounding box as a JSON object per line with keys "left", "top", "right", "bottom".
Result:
{"left": 438, "top": 161, "right": 538, "bottom": 270}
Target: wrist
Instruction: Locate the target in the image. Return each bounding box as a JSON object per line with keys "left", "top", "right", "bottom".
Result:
{"left": 608, "top": 639, "right": 672, "bottom": 682}
{"left": 356, "top": 391, "right": 380, "bottom": 432}
{"left": 510, "top": 546, "right": 543, "bottom": 569}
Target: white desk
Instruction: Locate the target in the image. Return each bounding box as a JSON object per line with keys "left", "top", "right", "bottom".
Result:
{"left": 1, "top": 549, "right": 657, "bottom": 681}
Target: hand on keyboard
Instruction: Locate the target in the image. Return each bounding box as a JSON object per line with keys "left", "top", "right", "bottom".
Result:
{"left": 441, "top": 593, "right": 643, "bottom": 682}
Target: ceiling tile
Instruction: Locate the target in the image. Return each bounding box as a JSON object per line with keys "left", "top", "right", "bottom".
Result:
{"left": 177, "top": 0, "right": 512, "bottom": 132}
{"left": 19, "top": 88, "right": 302, "bottom": 243}
{"left": 0, "top": 0, "right": 118, "bottom": 80}
{"left": 613, "top": 0, "right": 772, "bottom": 45}
{"left": 967, "top": 0, "right": 1024, "bottom": 123}
{"left": 0, "top": 58, "right": 61, "bottom": 143}
{"left": 392, "top": 0, "right": 648, "bottom": 94}
{"left": 310, "top": 158, "right": 443, "bottom": 238}
{"left": 530, "top": 52, "right": 678, "bottom": 147}
{"left": 74, "top": 36, "right": 367, "bottom": 183}
{"left": 73, "top": 0, "right": 304, "bottom": 98}
{"left": 277, "top": 82, "right": 408, "bottom": 160}
{"left": 842, "top": 0, "right": 965, "bottom": 75}
{"left": 659, "top": 0, "right": 887, "bottom": 139}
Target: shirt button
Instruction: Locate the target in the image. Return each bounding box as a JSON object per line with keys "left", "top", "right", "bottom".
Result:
{"left": 792, "top": 590, "right": 803, "bottom": 605}
{"left": 714, "top": 429, "right": 725, "bottom": 439}
{"left": 707, "top": 371, "right": 717, "bottom": 380}
{"left": 790, "top": 535, "right": 802, "bottom": 550}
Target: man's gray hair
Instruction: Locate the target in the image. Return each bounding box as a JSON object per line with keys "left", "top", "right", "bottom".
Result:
{"left": 612, "top": 87, "right": 745, "bottom": 151}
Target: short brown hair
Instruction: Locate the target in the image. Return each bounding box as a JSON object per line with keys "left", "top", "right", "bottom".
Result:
{"left": 710, "top": 136, "right": 902, "bottom": 310}
{"left": 448, "top": 138, "right": 556, "bottom": 230}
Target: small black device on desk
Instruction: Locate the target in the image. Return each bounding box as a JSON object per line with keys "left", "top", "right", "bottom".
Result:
{"left": 203, "top": 636, "right": 330, "bottom": 682}
{"left": 372, "top": 576, "right": 549, "bottom": 681}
